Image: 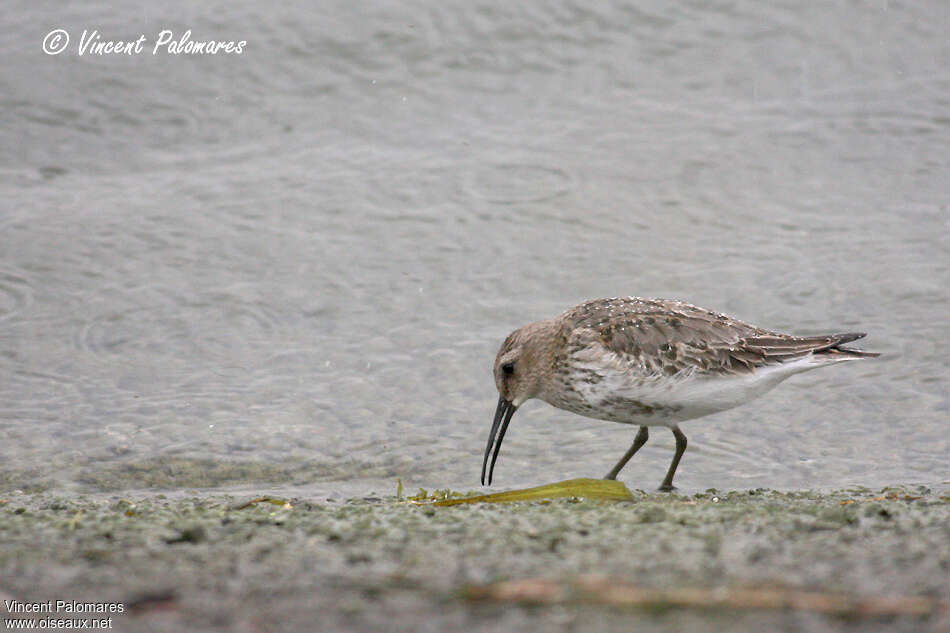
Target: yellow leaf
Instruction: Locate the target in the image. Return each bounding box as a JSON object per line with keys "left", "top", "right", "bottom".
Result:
{"left": 422, "top": 478, "right": 633, "bottom": 506}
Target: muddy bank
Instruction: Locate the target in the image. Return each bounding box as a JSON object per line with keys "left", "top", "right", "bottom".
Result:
{"left": 1, "top": 485, "right": 948, "bottom": 633}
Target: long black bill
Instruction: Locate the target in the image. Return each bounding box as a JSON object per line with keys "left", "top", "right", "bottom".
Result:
{"left": 481, "top": 395, "right": 518, "bottom": 486}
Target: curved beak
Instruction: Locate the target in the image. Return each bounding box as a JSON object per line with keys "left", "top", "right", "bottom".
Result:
{"left": 481, "top": 395, "right": 518, "bottom": 485}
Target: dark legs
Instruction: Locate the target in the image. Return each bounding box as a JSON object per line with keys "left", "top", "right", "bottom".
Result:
{"left": 658, "top": 427, "right": 687, "bottom": 492}
{"left": 604, "top": 426, "right": 649, "bottom": 480}
{"left": 605, "top": 425, "right": 688, "bottom": 492}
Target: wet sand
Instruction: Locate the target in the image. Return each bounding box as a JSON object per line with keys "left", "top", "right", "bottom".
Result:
{"left": 1, "top": 485, "right": 948, "bottom": 633}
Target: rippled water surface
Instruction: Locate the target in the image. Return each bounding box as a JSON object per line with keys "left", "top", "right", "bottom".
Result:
{"left": 2, "top": 1, "right": 948, "bottom": 495}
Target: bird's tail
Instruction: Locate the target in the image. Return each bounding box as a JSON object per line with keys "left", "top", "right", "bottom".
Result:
{"left": 814, "top": 332, "right": 881, "bottom": 359}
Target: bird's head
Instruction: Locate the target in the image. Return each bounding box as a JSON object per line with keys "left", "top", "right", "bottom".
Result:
{"left": 482, "top": 320, "right": 557, "bottom": 486}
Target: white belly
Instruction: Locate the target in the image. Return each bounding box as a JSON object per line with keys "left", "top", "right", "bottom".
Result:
{"left": 544, "top": 355, "right": 843, "bottom": 428}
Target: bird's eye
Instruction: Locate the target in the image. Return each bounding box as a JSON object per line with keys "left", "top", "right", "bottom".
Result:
{"left": 501, "top": 362, "right": 515, "bottom": 376}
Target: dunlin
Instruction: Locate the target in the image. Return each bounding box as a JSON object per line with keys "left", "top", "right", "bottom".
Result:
{"left": 481, "top": 297, "right": 878, "bottom": 490}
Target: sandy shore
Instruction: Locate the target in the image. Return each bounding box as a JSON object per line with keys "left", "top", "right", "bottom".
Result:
{"left": 1, "top": 484, "right": 948, "bottom": 633}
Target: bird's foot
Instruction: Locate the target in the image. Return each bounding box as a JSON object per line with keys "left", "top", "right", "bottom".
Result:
{"left": 657, "top": 484, "right": 676, "bottom": 492}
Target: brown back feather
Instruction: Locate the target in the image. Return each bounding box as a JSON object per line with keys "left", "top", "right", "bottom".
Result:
{"left": 560, "top": 297, "right": 871, "bottom": 377}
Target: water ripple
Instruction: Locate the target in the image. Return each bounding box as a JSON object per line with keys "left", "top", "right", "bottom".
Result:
{"left": 465, "top": 163, "right": 571, "bottom": 204}
{"left": 0, "top": 271, "right": 33, "bottom": 322}
{"left": 75, "top": 307, "right": 192, "bottom": 358}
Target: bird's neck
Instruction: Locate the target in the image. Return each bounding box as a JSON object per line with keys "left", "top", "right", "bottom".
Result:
{"left": 519, "top": 318, "right": 563, "bottom": 402}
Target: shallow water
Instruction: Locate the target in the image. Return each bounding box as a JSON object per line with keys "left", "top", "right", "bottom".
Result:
{"left": 2, "top": 1, "right": 948, "bottom": 495}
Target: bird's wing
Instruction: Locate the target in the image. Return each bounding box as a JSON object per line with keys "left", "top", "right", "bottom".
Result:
{"left": 561, "top": 297, "right": 863, "bottom": 377}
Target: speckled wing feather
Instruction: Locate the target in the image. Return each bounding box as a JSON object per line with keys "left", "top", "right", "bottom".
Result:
{"left": 560, "top": 297, "right": 867, "bottom": 377}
